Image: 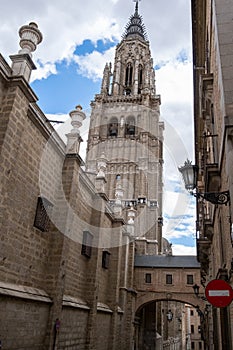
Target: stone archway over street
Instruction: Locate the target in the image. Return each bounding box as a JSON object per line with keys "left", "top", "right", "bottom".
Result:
{"left": 133, "top": 254, "right": 206, "bottom": 349}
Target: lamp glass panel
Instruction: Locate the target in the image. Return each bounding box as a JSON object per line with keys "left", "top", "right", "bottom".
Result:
{"left": 179, "top": 165, "right": 196, "bottom": 190}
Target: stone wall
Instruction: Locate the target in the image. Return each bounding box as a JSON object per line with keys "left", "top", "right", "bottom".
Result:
{"left": 0, "top": 295, "right": 50, "bottom": 350}
{"left": 58, "top": 307, "right": 89, "bottom": 349}
{"left": 96, "top": 312, "right": 111, "bottom": 350}
{"left": 0, "top": 51, "right": 132, "bottom": 348}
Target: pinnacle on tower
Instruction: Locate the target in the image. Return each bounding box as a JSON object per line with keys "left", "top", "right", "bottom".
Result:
{"left": 122, "top": 0, "right": 147, "bottom": 40}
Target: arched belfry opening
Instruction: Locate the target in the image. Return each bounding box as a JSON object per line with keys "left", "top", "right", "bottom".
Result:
{"left": 125, "top": 116, "right": 136, "bottom": 136}
{"left": 108, "top": 118, "right": 118, "bottom": 137}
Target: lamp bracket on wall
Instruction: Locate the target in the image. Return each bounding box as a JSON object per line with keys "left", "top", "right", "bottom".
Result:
{"left": 195, "top": 190, "right": 230, "bottom": 205}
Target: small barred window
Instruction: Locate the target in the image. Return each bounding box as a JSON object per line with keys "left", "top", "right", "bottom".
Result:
{"left": 81, "top": 231, "right": 93, "bottom": 258}
{"left": 34, "top": 197, "right": 53, "bottom": 232}
{"left": 102, "top": 251, "right": 110, "bottom": 269}
{"left": 187, "top": 274, "right": 194, "bottom": 285}
{"left": 166, "top": 274, "right": 172, "bottom": 284}
{"left": 145, "top": 273, "right": 151, "bottom": 284}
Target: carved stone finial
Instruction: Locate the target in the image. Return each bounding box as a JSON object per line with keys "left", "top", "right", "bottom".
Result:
{"left": 69, "top": 105, "right": 86, "bottom": 134}
{"left": 113, "top": 182, "right": 124, "bottom": 216}
{"left": 95, "top": 152, "right": 107, "bottom": 193}
{"left": 66, "top": 105, "right": 86, "bottom": 154}
{"left": 10, "top": 22, "right": 43, "bottom": 81}
{"left": 76, "top": 104, "right": 82, "bottom": 110}
{"left": 127, "top": 205, "right": 136, "bottom": 225}
{"left": 96, "top": 153, "right": 108, "bottom": 178}
{"left": 18, "top": 22, "right": 43, "bottom": 56}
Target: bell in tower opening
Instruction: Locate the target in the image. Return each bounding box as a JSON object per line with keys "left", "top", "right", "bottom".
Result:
{"left": 108, "top": 118, "right": 118, "bottom": 137}
{"left": 126, "top": 117, "right": 136, "bottom": 136}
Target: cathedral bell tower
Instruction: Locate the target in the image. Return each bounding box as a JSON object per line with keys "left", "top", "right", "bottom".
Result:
{"left": 86, "top": 1, "right": 164, "bottom": 253}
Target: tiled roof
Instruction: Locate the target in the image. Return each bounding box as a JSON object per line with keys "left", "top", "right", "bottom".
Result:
{"left": 134, "top": 255, "right": 200, "bottom": 268}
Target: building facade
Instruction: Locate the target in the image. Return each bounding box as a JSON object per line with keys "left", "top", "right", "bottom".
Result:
{"left": 191, "top": 0, "right": 233, "bottom": 349}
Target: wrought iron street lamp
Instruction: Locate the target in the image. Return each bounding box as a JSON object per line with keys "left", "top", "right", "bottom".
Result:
{"left": 195, "top": 305, "right": 204, "bottom": 319}
{"left": 166, "top": 309, "right": 173, "bottom": 322}
{"left": 193, "top": 283, "right": 200, "bottom": 297}
{"left": 178, "top": 159, "right": 230, "bottom": 205}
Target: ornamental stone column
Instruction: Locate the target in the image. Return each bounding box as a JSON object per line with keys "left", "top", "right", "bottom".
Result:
{"left": 126, "top": 205, "right": 136, "bottom": 237}
{"left": 10, "top": 22, "right": 43, "bottom": 82}
{"left": 95, "top": 152, "right": 108, "bottom": 193}
{"left": 66, "top": 105, "right": 86, "bottom": 154}
{"left": 113, "top": 181, "right": 124, "bottom": 216}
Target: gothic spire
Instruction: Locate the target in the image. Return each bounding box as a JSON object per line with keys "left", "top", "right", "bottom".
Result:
{"left": 122, "top": 0, "right": 147, "bottom": 41}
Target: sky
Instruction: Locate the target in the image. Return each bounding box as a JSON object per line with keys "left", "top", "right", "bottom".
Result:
{"left": 0, "top": 0, "right": 196, "bottom": 255}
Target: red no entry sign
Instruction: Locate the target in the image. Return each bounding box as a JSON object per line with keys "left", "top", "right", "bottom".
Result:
{"left": 205, "top": 279, "right": 233, "bottom": 307}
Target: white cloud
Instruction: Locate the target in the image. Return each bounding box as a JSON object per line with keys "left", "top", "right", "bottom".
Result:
{"left": 163, "top": 189, "right": 195, "bottom": 237}
{"left": 0, "top": 0, "right": 191, "bottom": 80}
{"left": 73, "top": 47, "right": 115, "bottom": 82}
{"left": 172, "top": 244, "right": 196, "bottom": 256}
{"left": 0, "top": 0, "right": 121, "bottom": 79}
{"left": 154, "top": 56, "right": 195, "bottom": 247}
{"left": 157, "top": 59, "right": 194, "bottom": 160}
{"left": 31, "top": 62, "right": 57, "bottom": 82}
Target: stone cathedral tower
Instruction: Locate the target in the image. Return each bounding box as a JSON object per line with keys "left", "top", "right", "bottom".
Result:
{"left": 86, "top": 1, "right": 164, "bottom": 254}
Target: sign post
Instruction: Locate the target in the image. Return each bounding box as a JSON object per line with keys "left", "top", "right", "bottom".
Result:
{"left": 205, "top": 279, "right": 233, "bottom": 307}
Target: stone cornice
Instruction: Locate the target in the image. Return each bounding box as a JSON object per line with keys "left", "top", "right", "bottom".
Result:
{"left": 0, "top": 54, "right": 38, "bottom": 103}
{"left": 0, "top": 281, "right": 52, "bottom": 303}
{"left": 65, "top": 153, "right": 85, "bottom": 166}
{"left": 0, "top": 54, "right": 38, "bottom": 102}
{"left": 92, "top": 93, "right": 160, "bottom": 107}
{"left": 10, "top": 53, "right": 36, "bottom": 70}
{"left": 0, "top": 53, "right": 12, "bottom": 79}
{"left": 9, "top": 76, "right": 38, "bottom": 102}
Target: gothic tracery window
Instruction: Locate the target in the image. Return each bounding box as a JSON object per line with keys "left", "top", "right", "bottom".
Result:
{"left": 138, "top": 64, "right": 143, "bottom": 94}
{"left": 125, "top": 62, "right": 133, "bottom": 95}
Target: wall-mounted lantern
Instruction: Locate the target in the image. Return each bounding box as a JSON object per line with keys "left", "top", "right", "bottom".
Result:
{"left": 178, "top": 159, "right": 230, "bottom": 205}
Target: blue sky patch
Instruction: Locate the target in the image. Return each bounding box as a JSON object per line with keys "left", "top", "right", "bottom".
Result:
{"left": 171, "top": 235, "right": 195, "bottom": 247}
{"left": 154, "top": 60, "right": 168, "bottom": 70}
{"left": 176, "top": 49, "right": 189, "bottom": 63}
{"left": 31, "top": 60, "right": 100, "bottom": 114}
{"left": 74, "top": 39, "right": 117, "bottom": 56}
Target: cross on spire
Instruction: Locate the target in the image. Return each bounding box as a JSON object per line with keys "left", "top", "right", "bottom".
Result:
{"left": 133, "top": 0, "right": 141, "bottom": 14}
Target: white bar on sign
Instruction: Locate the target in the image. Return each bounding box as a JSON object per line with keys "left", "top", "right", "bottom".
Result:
{"left": 209, "top": 290, "right": 230, "bottom": 297}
